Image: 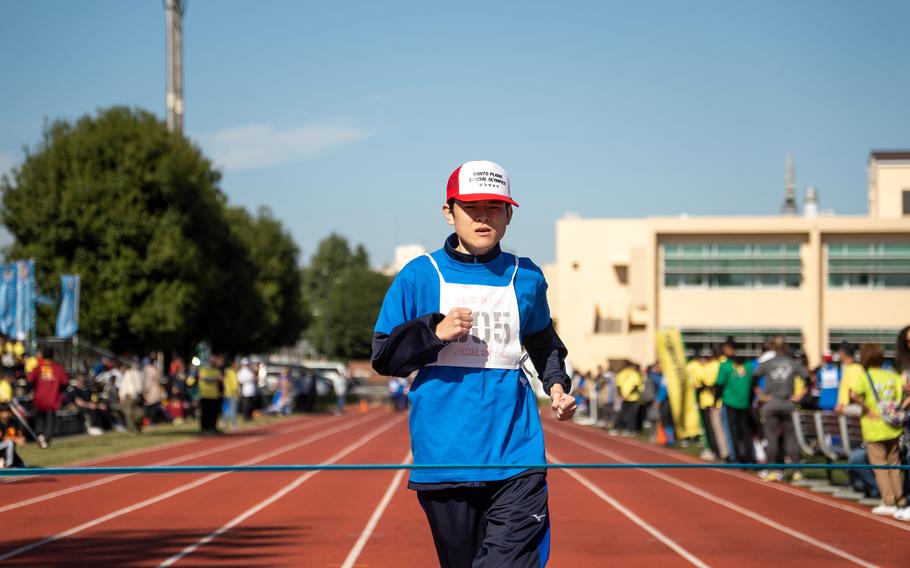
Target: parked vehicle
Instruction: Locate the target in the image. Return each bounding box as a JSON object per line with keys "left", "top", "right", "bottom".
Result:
{"left": 256, "top": 362, "right": 334, "bottom": 411}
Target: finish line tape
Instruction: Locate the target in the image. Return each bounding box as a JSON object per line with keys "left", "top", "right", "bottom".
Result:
{"left": 1, "top": 463, "right": 908, "bottom": 476}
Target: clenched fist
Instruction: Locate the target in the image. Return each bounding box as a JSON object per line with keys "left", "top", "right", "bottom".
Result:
{"left": 550, "top": 383, "right": 576, "bottom": 421}
{"left": 435, "top": 307, "right": 473, "bottom": 342}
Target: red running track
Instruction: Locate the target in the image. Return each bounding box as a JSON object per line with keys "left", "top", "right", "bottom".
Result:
{"left": 0, "top": 409, "right": 906, "bottom": 567}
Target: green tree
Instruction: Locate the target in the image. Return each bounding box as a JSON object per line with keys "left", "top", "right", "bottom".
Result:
{"left": 303, "top": 233, "right": 368, "bottom": 310}
{"left": 303, "top": 234, "right": 389, "bottom": 359}
{"left": 226, "top": 206, "right": 309, "bottom": 351}
{"left": 309, "top": 266, "right": 390, "bottom": 359}
{"left": 0, "top": 106, "right": 263, "bottom": 354}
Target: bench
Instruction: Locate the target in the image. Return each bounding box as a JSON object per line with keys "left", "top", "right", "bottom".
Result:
{"left": 792, "top": 410, "right": 819, "bottom": 458}
{"left": 812, "top": 411, "right": 865, "bottom": 498}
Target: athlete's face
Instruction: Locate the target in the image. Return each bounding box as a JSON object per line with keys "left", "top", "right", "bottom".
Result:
{"left": 443, "top": 199, "right": 512, "bottom": 256}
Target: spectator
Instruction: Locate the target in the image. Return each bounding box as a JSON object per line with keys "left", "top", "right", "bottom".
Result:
{"left": 0, "top": 402, "right": 26, "bottom": 468}
{"left": 848, "top": 447, "right": 880, "bottom": 499}
{"left": 237, "top": 358, "right": 258, "bottom": 421}
{"left": 222, "top": 359, "right": 240, "bottom": 431}
{"left": 389, "top": 376, "right": 406, "bottom": 412}
{"left": 197, "top": 354, "right": 224, "bottom": 433}
{"left": 571, "top": 371, "right": 591, "bottom": 416}
{"left": 692, "top": 348, "right": 723, "bottom": 461}
{"left": 850, "top": 343, "right": 908, "bottom": 519}
{"left": 615, "top": 359, "right": 643, "bottom": 436}
{"left": 896, "top": 325, "right": 910, "bottom": 381}
{"left": 266, "top": 367, "right": 294, "bottom": 416}
{"left": 63, "top": 373, "right": 106, "bottom": 436}
{"left": 90, "top": 356, "right": 115, "bottom": 380}
{"left": 26, "top": 352, "right": 69, "bottom": 448}
{"left": 835, "top": 341, "right": 864, "bottom": 416}
{"left": 333, "top": 373, "right": 347, "bottom": 416}
{"left": 817, "top": 352, "right": 842, "bottom": 411}
{"left": 143, "top": 357, "right": 172, "bottom": 425}
{"left": 717, "top": 341, "right": 754, "bottom": 464}
{"left": 0, "top": 370, "right": 12, "bottom": 404}
{"left": 119, "top": 359, "right": 147, "bottom": 433}
{"left": 167, "top": 357, "right": 189, "bottom": 421}
{"left": 638, "top": 365, "right": 657, "bottom": 431}
{"left": 684, "top": 349, "right": 707, "bottom": 450}
{"left": 750, "top": 336, "right": 808, "bottom": 482}
{"left": 596, "top": 365, "right": 617, "bottom": 429}
{"left": 0, "top": 334, "right": 24, "bottom": 371}
{"left": 95, "top": 364, "right": 126, "bottom": 432}
{"left": 297, "top": 370, "right": 315, "bottom": 412}
{"left": 649, "top": 362, "right": 675, "bottom": 446}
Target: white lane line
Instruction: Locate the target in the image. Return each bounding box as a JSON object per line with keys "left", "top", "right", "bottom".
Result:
{"left": 547, "top": 427, "right": 880, "bottom": 568}
{"left": 0, "top": 416, "right": 340, "bottom": 514}
{"left": 341, "top": 451, "right": 412, "bottom": 568}
{"left": 0, "top": 415, "right": 317, "bottom": 485}
{"left": 0, "top": 413, "right": 387, "bottom": 563}
{"left": 547, "top": 452, "right": 710, "bottom": 568}
{"left": 569, "top": 423, "right": 910, "bottom": 534}
{"left": 158, "top": 416, "right": 407, "bottom": 567}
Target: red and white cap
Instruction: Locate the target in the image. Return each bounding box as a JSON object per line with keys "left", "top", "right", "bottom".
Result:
{"left": 446, "top": 160, "right": 519, "bottom": 207}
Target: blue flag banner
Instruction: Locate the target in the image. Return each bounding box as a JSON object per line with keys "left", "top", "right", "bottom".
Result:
{"left": 56, "top": 274, "right": 80, "bottom": 338}
{"left": 0, "top": 265, "right": 16, "bottom": 336}
{"left": 13, "top": 260, "right": 35, "bottom": 342}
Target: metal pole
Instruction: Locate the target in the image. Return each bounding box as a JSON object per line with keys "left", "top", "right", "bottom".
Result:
{"left": 165, "top": 0, "right": 184, "bottom": 134}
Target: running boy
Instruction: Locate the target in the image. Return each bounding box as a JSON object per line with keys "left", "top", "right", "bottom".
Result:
{"left": 372, "top": 160, "right": 576, "bottom": 567}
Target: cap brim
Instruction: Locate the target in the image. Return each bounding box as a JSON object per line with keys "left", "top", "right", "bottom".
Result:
{"left": 453, "top": 193, "right": 519, "bottom": 207}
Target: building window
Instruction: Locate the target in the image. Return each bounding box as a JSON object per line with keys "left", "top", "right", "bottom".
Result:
{"left": 662, "top": 243, "right": 802, "bottom": 288}
{"left": 681, "top": 328, "right": 802, "bottom": 358}
{"left": 827, "top": 242, "right": 910, "bottom": 288}
{"left": 613, "top": 264, "right": 628, "bottom": 285}
{"left": 593, "top": 307, "right": 622, "bottom": 334}
{"left": 828, "top": 328, "right": 901, "bottom": 359}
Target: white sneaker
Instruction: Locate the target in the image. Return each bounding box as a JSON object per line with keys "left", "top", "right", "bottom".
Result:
{"left": 699, "top": 450, "right": 716, "bottom": 461}
{"left": 87, "top": 427, "right": 103, "bottom": 436}
{"left": 893, "top": 507, "right": 910, "bottom": 521}
{"left": 871, "top": 504, "right": 898, "bottom": 516}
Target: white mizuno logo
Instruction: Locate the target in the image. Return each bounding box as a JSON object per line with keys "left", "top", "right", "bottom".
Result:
{"left": 531, "top": 513, "right": 546, "bottom": 522}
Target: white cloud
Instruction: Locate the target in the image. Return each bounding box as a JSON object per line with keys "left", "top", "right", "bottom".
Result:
{"left": 200, "top": 122, "right": 371, "bottom": 171}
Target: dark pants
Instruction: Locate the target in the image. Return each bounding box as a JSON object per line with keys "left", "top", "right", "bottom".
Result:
{"left": 726, "top": 406, "right": 754, "bottom": 464}
{"left": 145, "top": 402, "right": 173, "bottom": 424}
{"left": 848, "top": 448, "right": 880, "bottom": 498}
{"left": 34, "top": 410, "right": 56, "bottom": 442}
{"left": 619, "top": 401, "right": 641, "bottom": 433}
{"left": 417, "top": 472, "right": 550, "bottom": 568}
{"left": 241, "top": 396, "right": 257, "bottom": 421}
{"left": 761, "top": 399, "right": 800, "bottom": 468}
{"left": 79, "top": 408, "right": 114, "bottom": 430}
{"left": 199, "top": 398, "right": 222, "bottom": 432}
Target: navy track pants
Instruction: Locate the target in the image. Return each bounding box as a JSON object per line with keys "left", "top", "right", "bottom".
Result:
{"left": 417, "top": 472, "right": 550, "bottom": 568}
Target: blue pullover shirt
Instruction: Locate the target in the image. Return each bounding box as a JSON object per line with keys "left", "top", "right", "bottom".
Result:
{"left": 372, "top": 234, "right": 570, "bottom": 486}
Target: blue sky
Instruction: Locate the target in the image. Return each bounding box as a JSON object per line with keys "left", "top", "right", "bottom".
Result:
{"left": 1, "top": 0, "right": 908, "bottom": 266}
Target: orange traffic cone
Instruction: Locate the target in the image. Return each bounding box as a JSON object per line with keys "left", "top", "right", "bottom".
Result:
{"left": 655, "top": 423, "right": 667, "bottom": 446}
{"left": 359, "top": 398, "right": 368, "bottom": 414}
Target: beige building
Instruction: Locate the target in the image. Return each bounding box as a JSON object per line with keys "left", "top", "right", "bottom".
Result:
{"left": 548, "top": 152, "right": 910, "bottom": 371}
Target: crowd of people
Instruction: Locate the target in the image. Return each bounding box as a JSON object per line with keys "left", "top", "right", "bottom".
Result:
{"left": 0, "top": 345, "right": 334, "bottom": 468}
{"left": 571, "top": 325, "right": 910, "bottom": 520}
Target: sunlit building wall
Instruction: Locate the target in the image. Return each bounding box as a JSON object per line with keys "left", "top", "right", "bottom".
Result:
{"left": 549, "top": 152, "right": 910, "bottom": 372}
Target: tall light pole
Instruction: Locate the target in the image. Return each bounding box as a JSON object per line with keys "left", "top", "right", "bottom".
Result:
{"left": 165, "top": 0, "right": 185, "bottom": 134}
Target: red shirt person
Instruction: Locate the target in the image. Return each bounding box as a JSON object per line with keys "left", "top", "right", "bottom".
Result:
{"left": 27, "top": 356, "right": 69, "bottom": 447}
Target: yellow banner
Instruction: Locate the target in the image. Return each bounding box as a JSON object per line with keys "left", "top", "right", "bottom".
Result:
{"left": 656, "top": 329, "right": 702, "bottom": 439}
